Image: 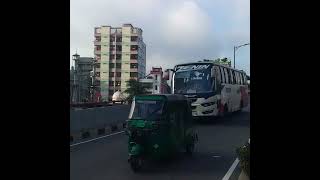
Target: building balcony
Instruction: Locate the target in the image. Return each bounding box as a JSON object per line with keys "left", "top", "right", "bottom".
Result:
{"left": 130, "top": 59, "right": 138, "bottom": 63}
{"left": 95, "top": 33, "right": 101, "bottom": 37}
{"left": 110, "top": 50, "right": 122, "bottom": 54}
{"left": 130, "top": 68, "right": 138, "bottom": 72}
{"left": 95, "top": 68, "right": 100, "bottom": 72}
{"left": 130, "top": 50, "right": 138, "bottom": 54}
{"left": 94, "top": 77, "right": 101, "bottom": 81}
{"left": 130, "top": 41, "right": 138, "bottom": 45}
{"left": 94, "top": 41, "right": 101, "bottom": 46}
{"left": 110, "top": 77, "right": 122, "bottom": 81}
{"left": 110, "top": 42, "right": 122, "bottom": 45}
{"left": 94, "top": 49, "right": 101, "bottom": 54}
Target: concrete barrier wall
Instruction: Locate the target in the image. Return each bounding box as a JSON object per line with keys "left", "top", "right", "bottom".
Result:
{"left": 70, "top": 105, "right": 131, "bottom": 133}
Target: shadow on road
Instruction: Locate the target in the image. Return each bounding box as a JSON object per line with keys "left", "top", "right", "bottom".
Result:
{"left": 135, "top": 151, "right": 231, "bottom": 175}
{"left": 194, "top": 111, "right": 250, "bottom": 127}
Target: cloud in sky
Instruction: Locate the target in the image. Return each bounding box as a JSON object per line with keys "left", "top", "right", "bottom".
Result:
{"left": 70, "top": 0, "right": 250, "bottom": 74}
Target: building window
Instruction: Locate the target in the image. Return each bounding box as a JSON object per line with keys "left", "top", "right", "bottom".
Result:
{"left": 110, "top": 36, "right": 115, "bottom": 42}
{"left": 116, "top": 37, "right": 122, "bottom": 42}
{"left": 115, "top": 81, "right": 121, "bottom": 86}
{"left": 155, "top": 85, "right": 158, "bottom": 90}
{"left": 116, "top": 63, "right": 121, "bottom": 68}
{"left": 130, "top": 72, "right": 138, "bottom": 77}
{"left": 109, "top": 72, "right": 114, "bottom": 77}
{"left": 109, "top": 63, "right": 114, "bottom": 68}
{"left": 131, "top": 36, "right": 138, "bottom": 42}
{"left": 116, "top": 45, "right": 122, "bottom": 51}
{"left": 130, "top": 54, "right": 138, "bottom": 60}
{"left": 110, "top": 54, "right": 115, "bottom": 60}
{"left": 155, "top": 75, "right": 158, "bottom": 80}
{"left": 110, "top": 45, "right": 115, "bottom": 51}
{"left": 116, "top": 72, "right": 121, "bottom": 77}
{"left": 131, "top": 45, "right": 138, "bottom": 51}
{"left": 109, "top": 81, "right": 114, "bottom": 86}
{"left": 130, "top": 63, "right": 138, "bottom": 69}
{"left": 116, "top": 54, "right": 122, "bottom": 60}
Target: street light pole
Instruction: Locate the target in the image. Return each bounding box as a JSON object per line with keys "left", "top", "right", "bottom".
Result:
{"left": 233, "top": 43, "right": 250, "bottom": 69}
{"left": 234, "top": 46, "right": 236, "bottom": 68}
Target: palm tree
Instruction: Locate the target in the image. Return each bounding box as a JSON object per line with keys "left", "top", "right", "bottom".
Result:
{"left": 124, "top": 79, "right": 148, "bottom": 103}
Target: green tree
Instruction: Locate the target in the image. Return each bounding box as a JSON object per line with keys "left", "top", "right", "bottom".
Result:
{"left": 221, "top": 57, "right": 228, "bottom": 63}
{"left": 124, "top": 79, "right": 148, "bottom": 103}
{"left": 213, "top": 57, "right": 231, "bottom": 66}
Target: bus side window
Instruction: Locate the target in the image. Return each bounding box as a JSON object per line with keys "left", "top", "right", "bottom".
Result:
{"left": 224, "top": 68, "right": 229, "bottom": 84}
{"left": 231, "top": 70, "right": 236, "bottom": 84}
{"left": 244, "top": 73, "right": 247, "bottom": 85}
{"left": 214, "top": 66, "right": 221, "bottom": 87}
{"left": 219, "top": 66, "right": 225, "bottom": 84}
{"left": 235, "top": 72, "right": 239, "bottom": 84}
{"left": 228, "top": 69, "right": 233, "bottom": 84}
{"left": 240, "top": 73, "right": 244, "bottom": 85}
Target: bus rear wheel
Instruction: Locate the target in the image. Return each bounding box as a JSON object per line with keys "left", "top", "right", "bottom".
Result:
{"left": 219, "top": 105, "right": 228, "bottom": 118}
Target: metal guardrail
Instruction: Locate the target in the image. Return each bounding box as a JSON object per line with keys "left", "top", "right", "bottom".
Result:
{"left": 70, "top": 102, "right": 111, "bottom": 108}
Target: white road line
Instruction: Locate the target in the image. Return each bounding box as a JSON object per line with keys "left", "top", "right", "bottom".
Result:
{"left": 222, "top": 158, "right": 240, "bottom": 180}
{"left": 70, "top": 131, "right": 125, "bottom": 147}
{"left": 212, "top": 156, "right": 221, "bottom": 158}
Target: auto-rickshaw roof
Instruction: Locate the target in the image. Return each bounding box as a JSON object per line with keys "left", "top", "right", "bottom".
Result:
{"left": 134, "top": 94, "right": 187, "bottom": 102}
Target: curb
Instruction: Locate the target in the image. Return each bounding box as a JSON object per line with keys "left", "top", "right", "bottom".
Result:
{"left": 70, "top": 121, "right": 126, "bottom": 143}
{"left": 238, "top": 170, "right": 249, "bottom": 180}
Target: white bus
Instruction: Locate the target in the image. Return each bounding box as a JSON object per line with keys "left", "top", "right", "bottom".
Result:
{"left": 171, "top": 60, "right": 249, "bottom": 119}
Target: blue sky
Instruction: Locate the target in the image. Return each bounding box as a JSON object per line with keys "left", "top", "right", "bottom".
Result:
{"left": 70, "top": 0, "right": 250, "bottom": 75}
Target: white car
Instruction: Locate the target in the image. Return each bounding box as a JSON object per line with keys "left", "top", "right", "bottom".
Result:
{"left": 112, "top": 91, "right": 126, "bottom": 104}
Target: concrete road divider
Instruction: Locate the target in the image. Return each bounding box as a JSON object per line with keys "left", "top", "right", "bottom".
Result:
{"left": 70, "top": 121, "right": 126, "bottom": 144}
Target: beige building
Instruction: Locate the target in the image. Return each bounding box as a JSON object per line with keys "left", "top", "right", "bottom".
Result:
{"left": 92, "top": 24, "right": 146, "bottom": 101}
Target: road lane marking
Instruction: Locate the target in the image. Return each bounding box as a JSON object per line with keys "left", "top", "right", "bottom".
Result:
{"left": 70, "top": 131, "right": 125, "bottom": 147}
{"left": 212, "top": 155, "right": 221, "bottom": 158}
{"left": 222, "top": 158, "right": 239, "bottom": 180}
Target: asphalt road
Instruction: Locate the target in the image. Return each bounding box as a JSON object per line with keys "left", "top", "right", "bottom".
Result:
{"left": 70, "top": 106, "right": 250, "bottom": 180}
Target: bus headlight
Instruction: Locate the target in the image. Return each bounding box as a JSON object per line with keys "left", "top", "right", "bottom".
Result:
{"left": 201, "top": 102, "right": 216, "bottom": 107}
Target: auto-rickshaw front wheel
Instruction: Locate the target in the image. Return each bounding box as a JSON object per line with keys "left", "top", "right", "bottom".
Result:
{"left": 129, "top": 156, "right": 143, "bottom": 172}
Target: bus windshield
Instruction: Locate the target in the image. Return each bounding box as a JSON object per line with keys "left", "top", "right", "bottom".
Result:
{"left": 174, "top": 64, "right": 214, "bottom": 94}
{"left": 129, "top": 100, "right": 164, "bottom": 120}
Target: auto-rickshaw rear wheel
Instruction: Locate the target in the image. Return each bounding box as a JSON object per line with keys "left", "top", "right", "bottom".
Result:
{"left": 186, "top": 143, "right": 195, "bottom": 155}
{"left": 130, "top": 156, "right": 143, "bottom": 172}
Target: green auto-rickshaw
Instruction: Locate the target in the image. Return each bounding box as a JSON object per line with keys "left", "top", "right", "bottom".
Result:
{"left": 126, "top": 94, "right": 198, "bottom": 171}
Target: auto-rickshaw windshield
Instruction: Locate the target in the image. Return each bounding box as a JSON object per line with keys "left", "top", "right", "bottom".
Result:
{"left": 129, "top": 100, "right": 164, "bottom": 120}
